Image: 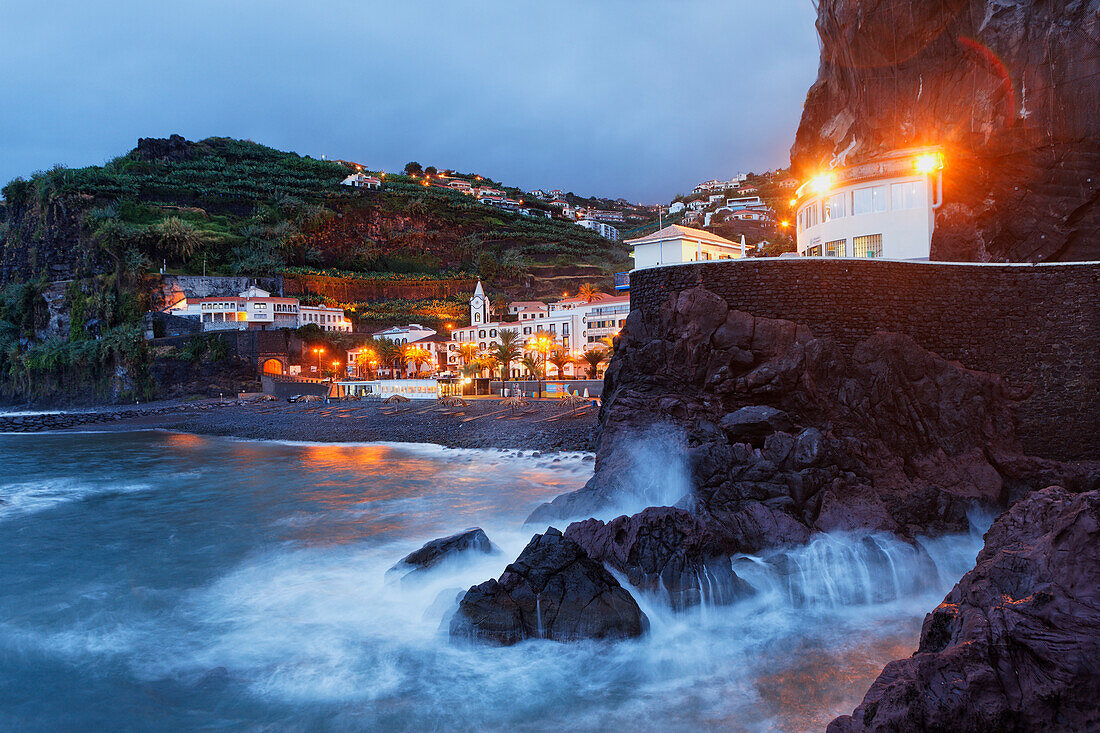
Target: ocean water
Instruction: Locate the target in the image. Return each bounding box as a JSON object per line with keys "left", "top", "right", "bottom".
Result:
{"left": 0, "top": 431, "right": 985, "bottom": 732}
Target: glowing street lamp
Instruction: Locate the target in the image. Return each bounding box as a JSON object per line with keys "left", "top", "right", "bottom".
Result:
{"left": 914, "top": 152, "right": 944, "bottom": 175}
{"left": 312, "top": 347, "right": 325, "bottom": 374}
{"left": 526, "top": 333, "right": 554, "bottom": 398}
{"left": 809, "top": 174, "right": 833, "bottom": 195}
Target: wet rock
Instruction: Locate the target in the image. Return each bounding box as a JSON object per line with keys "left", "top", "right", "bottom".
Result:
{"left": 566, "top": 507, "right": 755, "bottom": 611}
{"left": 719, "top": 406, "right": 792, "bottom": 443}
{"left": 830, "top": 487, "right": 1100, "bottom": 732}
{"left": 390, "top": 528, "right": 493, "bottom": 576}
{"left": 450, "top": 528, "right": 648, "bottom": 645}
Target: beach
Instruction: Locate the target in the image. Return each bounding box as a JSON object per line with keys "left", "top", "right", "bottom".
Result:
{"left": 1, "top": 398, "right": 599, "bottom": 452}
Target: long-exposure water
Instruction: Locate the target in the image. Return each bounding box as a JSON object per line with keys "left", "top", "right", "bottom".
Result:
{"left": 0, "top": 431, "right": 985, "bottom": 731}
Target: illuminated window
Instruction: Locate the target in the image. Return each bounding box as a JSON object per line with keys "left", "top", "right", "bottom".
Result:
{"left": 825, "top": 239, "right": 846, "bottom": 257}
{"left": 807, "top": 244, "right": 822, "bottom": 256}
{"left": 853, "top": 234, "right": 883, "bottom": 258}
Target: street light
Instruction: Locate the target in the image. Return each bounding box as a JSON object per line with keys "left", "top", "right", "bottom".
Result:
{"left": 312, "top": 347, "right": 325, "bottom": 375}
{"left": 526, "top": 333, "right": 554, "bottom": 398}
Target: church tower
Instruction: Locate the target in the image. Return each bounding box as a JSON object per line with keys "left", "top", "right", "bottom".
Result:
{"left": 470, "top": 280, "right": 489, "bottom": 325}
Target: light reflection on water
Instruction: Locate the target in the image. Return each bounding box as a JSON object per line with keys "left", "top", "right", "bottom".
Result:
{"left": 0, "top": 431, "right": 977, "bottom": 731}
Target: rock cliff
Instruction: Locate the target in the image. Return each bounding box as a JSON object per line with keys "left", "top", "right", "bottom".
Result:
{"left": 829, "top": 486, "right": 1100, "bottom": 732}
{"left": 792, "top": 0, "right": 1099, "bottom": 262}
{"left": 529, "top": 286, "right": 1093, "bottom": 551}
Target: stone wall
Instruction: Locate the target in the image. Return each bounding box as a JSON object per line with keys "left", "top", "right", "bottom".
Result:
{"left": 629, "top": 259, "right": 1099, "bottom": 461}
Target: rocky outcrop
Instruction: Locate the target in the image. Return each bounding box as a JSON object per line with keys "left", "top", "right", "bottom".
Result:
{"left": 135, "top": 134, "right": 197, "bottom": 163}
{"left": 449, "top": 528, "right": 648, "bottom": 645}
{"left": 792, "top": 0, "right": 1099, "bottom": 262}
{"left": 389, "top": 528, "right": 493, "bottom": 578}
{"left": 564, "top": 507, "right": 755, "bottom": 610}
{"left": 533, "top": 286, "right": 1092, "bottom": 553}
{"left": 830, "top": 487, "right": 1100, "bottom": 732}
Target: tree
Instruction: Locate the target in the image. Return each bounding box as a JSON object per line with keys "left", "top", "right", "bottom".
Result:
{"left": 547, "top": 347, "right": 571, "bottom": 378}
{"left": 458, "top": 342, "right": 478, "bottom": 366}
{"left": 490, "top": 293, "right": 510, "bottom": 320}
{"left": 404, "top": 161, "right": 423, "bottom": 176}
{"left": 425, "top": 165, "right": 438, "bottom": 176}
{"left": 478, "top": 354, "right": 499, "bottom": 379}
{"left": 521, "top": 354, "right": 542, "bottom": 381}
{"left": 490, "top": 328, "right": 521, "bottom": 380}
{"left": 579, "top": 348, "right": 607, "bottom": 379}
{"left": 154, "top": 217, "right": 202, "bottom": 262}
{"left": 376, "top": 339, "right": 400, "bottom": 378}
{"left": 578, "top": 283, "right": 604, "bottom": 303}
{"left": 404, "top": 345, "right": 433, "bottom": 376}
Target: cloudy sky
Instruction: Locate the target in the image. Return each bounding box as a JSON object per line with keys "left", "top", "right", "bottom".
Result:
{"left": 1, "top": 1, "right": 820, "bottom": 203}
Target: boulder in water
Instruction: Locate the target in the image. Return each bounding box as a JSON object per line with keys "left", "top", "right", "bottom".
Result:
{"left": 829, "top": 487, "right": 1100, "bottom": 732}
{"left": 565, "top": 507, "right": 754, "bottom": 611}
{"left": 389, "top": 528, "right": 493, "bottom": 578}
{"left": 449, "top": 528, "right": 649, "bottom": 645}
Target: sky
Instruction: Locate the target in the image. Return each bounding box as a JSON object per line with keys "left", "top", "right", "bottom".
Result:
{"left": 0, "top": 1, "right": 820, "bottom": 204}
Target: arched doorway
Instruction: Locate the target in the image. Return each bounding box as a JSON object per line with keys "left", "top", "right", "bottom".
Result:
{"left": 262, "top": 358, "right": 283, "bottom": 375}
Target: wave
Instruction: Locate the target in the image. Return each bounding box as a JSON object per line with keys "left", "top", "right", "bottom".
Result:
{"left": 0, "top": 478, "right": 154, "bottom": 519}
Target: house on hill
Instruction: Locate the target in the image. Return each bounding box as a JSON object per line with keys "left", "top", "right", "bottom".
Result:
{"left": 341, "top": 173, "right": 381, "bottom": 189}
{"left": 627, "top": 224, "right": 750, "bottom": 270}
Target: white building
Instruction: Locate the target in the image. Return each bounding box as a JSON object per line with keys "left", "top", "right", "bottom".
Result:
{"left": 340, "top": 173, "right": 381, "bottom": 189}
{"left": 669, "top": 201, "right": 686, "bottom": 214}
{"left": 794, "top": 147, "right": 944, "bottom": 259}
{"left": 299, "top": 304, "right": 352, "bottom": 332}
{"left": 627, "top": 224, "right": 750, "bottom": 270}
{"left": 373, "top": 323, "right": 436, "bottom": 344}
{"left": 168, "top": 285, "right": 299, "bottom": 331}
{"left": 577, "top": 219, "right": 620, "bottom": 241}
{"left": 448, "top": 283, "right": 629, "bottom": 377}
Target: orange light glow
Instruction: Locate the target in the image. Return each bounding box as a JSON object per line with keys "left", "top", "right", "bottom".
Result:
{"left": 780, "top": 221, "right": 789, "bottom": 227}
{"left": 809, "top": 174, "right": 833, "bottom": 194}
{"left": 914, "top": 152, "right": 944, "bottom": 174}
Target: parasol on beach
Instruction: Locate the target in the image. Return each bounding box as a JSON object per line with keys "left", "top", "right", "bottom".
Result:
{"left": 500, "top": 396, "right": 529, "bottom": 414}
{"left": 298, "top": 394, "right": 324, "bottom": 403}
{"left": 558, "top": 393, "right": 587, "bottom": 416}
{"left": 383, "top": 394, "right": 411, "bottom": 404}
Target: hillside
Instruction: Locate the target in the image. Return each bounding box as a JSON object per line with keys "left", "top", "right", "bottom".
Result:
{"left": 0, "top": 135, "right": 631, "bottom": 290}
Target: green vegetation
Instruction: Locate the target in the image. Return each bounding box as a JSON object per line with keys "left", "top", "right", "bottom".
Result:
{"left": 0, "top": 277, "right": 154, "bottom": 402}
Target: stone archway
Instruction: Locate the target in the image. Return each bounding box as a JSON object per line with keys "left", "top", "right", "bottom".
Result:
{"left": 261, "top": 358, "right": 284, "bottom": 375}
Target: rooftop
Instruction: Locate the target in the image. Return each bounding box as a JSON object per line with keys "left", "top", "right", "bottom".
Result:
{"left": 625, "top": 224, "right": 740, "bottom": 248}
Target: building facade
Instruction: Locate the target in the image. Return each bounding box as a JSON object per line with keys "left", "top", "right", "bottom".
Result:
{"left": 627, "top": 225, "right": 750, "bottom": 270}
{"left": 794, "top": 147, "right": 944, "bottom": 260}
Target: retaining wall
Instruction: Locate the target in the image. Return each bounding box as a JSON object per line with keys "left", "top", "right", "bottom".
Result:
{"left": 629, "top": 259, "right": 1099, "bottom": 461}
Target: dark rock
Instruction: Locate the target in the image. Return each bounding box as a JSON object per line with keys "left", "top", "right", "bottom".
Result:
{"left": 829, "top": 487, "right": 1100, "bottom": 732}
{"left": 389, "top": 528, "right": 493, "bottom": 577}
{"left": 565, "top": 507, "right": 754, "bottom": 611}
{"left": 135, "top": 134, "right": 196, "bottom": 163}
{"left": 449, "top": 528, "right": 648, "bottom": 645}
{"left": 719, "top": 406, "right": 793, "bottom": 443}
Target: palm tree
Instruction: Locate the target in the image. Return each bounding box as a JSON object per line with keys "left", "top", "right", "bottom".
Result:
{"left": 404, "top": 345, "right": 433, "bottom": 376}
{"left": 491, "top": 328, "right": 521, "bottom": 380}
{"left": 491, "top": 293, "right": 509, "bottom": 321}
{"left": 547, "top": 347, "right": 571, "bottom": 379}
{"left": 458, "top": 342, "right": 478, "bottom": 367}
{"left": 376, "top": 339, "right": 400, "bottom": 379}
{"left": 478, "top": 354, "right": 500, "bottom": 379}
{"left": 579, "top": 348, "right": 607, "bottom": 379}
{"left": 155, "top": 217, "right": 202, "bottom": 262}
{"left": 578, "top": 283, "right": 605, "bottom": 303}
{"left": 521, "top": 354, "right": 543, "bottom": 382}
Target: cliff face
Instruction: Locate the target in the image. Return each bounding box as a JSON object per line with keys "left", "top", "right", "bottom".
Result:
{"left": 792, "top": 0, "right": 1100, "bottom": 262}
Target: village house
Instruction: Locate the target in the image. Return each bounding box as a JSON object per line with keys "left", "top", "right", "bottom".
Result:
{"left": 576, "top": 219, "right": 620, "bottom": 240}
{"left": 372, "top": 323, "right": 436, "bottom": 344}
{"left": 299, "top": 304, "right": 352, "bottom": 332}
{"left": 340, "top": 172, "right": 382, "bottom": 189}
{"left": 627, "top": 224, "right": 750, "bottom": 270}
{"left": 169, "top": 286, "right": 300, "bottom": 331}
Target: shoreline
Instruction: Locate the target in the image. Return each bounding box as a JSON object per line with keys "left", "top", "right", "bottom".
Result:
{"left": 0, "top": 399, "right": 599, "bottom": 453}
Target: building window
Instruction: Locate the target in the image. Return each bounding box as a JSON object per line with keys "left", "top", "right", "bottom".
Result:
{"left": 478, "top": 330, "right": 486, "bottom": 338}
{"left": 523, "top": 327, "right": 531, "bottom": 335}
{"left": 825, "top": 239, "right": 846, "bottom": 257}
{"left": 853, "top": 234, "right": 883, "bottom": 258}
{"left": 852, "top": 188, "right": 872, "bottom": 215}
{"left": 825, "top": 194, "right": 845, "bottom": 221}
{"left": 890, "top": 181, "right": 923, "bottom": 210}
{"left": 807, "top": 244, "right": 823, "bottom": 256}
{"left": 489, "top": 329, "right": 496, "bottom": 337}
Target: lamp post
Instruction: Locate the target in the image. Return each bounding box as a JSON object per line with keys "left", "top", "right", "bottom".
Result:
{"left": 527, "top": 333, "right": 553, "bottom": 398}
{"left": 313, "top": 347, "right": 325, "bottom": 377}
